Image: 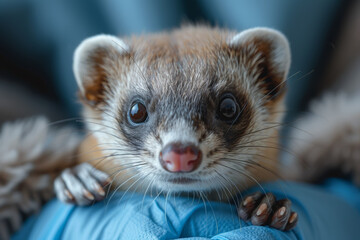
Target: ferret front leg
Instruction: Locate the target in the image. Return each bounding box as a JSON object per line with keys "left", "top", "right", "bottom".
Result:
{"left": 54, "top": 163, "right": 110, "bottom": 206}
{"left": 238, "top": 192, "right": 298, "bottom": 231}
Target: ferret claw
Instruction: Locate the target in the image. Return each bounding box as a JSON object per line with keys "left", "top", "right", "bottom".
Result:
{"left": 238, "top": 192, "right": 297, "bottom": 231}
{"left": 54, "top": 163, "right": 110, "bottom": 206}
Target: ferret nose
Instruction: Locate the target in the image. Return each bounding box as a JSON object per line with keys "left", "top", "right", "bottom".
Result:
{"left": 159, "top": 142, "right": 202, "bottom": 173}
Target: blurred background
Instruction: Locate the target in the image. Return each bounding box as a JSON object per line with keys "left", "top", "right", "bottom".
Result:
{"left": 0, "top": 0, "right": 359, "bottom": 125}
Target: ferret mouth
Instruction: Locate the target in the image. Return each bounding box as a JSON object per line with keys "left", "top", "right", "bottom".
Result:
{"left": 167, "top": 177, "right": 198, "bottom": 184}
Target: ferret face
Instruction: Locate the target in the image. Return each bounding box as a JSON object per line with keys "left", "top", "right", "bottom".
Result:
{"left": 74, "top": 26, "right": 290, "bottom": 195}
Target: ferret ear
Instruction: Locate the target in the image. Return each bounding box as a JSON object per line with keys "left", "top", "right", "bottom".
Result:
{"left": 73, "top": 34, "right": 130, "bottom": 106}
{"left": 229, "top": 28, "right": 291, "bottom": 101}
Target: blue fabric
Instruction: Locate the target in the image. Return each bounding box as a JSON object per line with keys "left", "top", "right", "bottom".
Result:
{"left": 12, "top": 179, "right": 360, "bottom": 240}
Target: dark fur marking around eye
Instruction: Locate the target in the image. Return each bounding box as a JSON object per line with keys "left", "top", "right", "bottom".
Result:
{"left": 212, "top": 89, "right": 254, "bottom": 151}
{"left": 117, "top": 93, "right": 152, "bottom": 151}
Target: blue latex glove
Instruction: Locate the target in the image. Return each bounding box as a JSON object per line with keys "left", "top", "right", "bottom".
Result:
{"left": 12, "top": 179, "right": 360, "bottom": 240}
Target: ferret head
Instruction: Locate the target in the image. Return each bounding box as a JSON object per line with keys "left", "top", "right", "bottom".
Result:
{"left": 74, "top": 26, "right": 290, "bottom": 195}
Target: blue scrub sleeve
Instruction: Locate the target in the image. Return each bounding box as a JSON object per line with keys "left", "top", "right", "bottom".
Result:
{"left": 12, "top": 179, "right": 360, "bottom": 240}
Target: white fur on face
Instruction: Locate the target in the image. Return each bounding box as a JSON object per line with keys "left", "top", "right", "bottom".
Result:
{"left": 160, "top": 118, "right": 198, "bottom": 146}
{"left": 78, "top": 27, "right": 291, "bottom": 197}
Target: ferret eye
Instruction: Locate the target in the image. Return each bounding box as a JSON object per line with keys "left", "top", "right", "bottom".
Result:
{"left": 219, "top": 97, "right": 238, "bottom": 120}
{"left": 129, "top": 101, "right": 148, "bottom": 124}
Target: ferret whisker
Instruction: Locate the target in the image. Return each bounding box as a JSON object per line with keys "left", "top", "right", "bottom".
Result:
{"left": 116, "top": 170, "right": 152, "bottom": 207}
{"left": 225, "top": 156, "right": 292, "bottom": 195}
{"left": 212, "top": 171, "right": 242, "bottom": 227}
{"left": 239, "top": 136, "right": 279, "bottom": 146}
{"left": 78, "top": 120, "right": 125, "bottom": 142}
{"left": 235, "top": 143, "right": 282, "bottom": 151}
{"left": 83, "top": 143, "right": 139, "bottom": 153}
{"left": 267, "top": 121, "right": 313, "bottom": 136}
{"left": 78, "top": 140, "right": 145, "bottom": 160}
{"left": 149, "top": 188, "right": 165, "bottom": 210}
{"left": 200, "top": 190, "right": 216, "bottom": 236}
{"left": 238, "top": 124, "right": 306, "bottom": 144}
{"left": 237, "top": 137, "right": 292, "bottom": 152}
{"left": 130, "top": 171, "right": 153, "bottom": 197}
{"left": 105, "top": 164, "right": 148, "bottom": 198}
{"left": 164, "top": 191, "right": 171, "bottom": 227}
{"left": 78, "top": 119, "right": 120, "bottom": 133}
{"left": 256, "top": 70, "right": 308, "bottom": 107}
{"left": 198, "top": 191, "right": 208, "bottom": 218}
{"left": 216, "top": 162, "right": 271, "bottom": 206}
{"left": 226, "top": 153, "right": 280, "bottom": 169}
{"left": 47, "top": 117, "right": 84, "bottom": 126}
{"left": 105, "top": 162, "right": 147, "bottom": 176}
{"left": 93, "top": 157, "right": 143, "bottom": 173}
{"left": 81, "top": 116, "right": 103, "bottom": 121}
{"left": 240, "top": 123, "right": 283, "bottom": 139}
{"left": 141, "top": 173, "right": 157, "bottom": 209}
{"left": 108, "top": 161, "right": 146, "bottom": 170}
{"left": 79, "top": 145, "right": 140, "bottom": 156}
{"left": 100, "top": 108, "right": 120, "bottom": 122}
{"left": 107, "top": 171, "right": 144, "bottom": 205}
{"left": 83, "top": 152, "right": 143, "bottom": 170}
{"left": 86, "top": 120, "right": 147, "bottom": 150}
{"left": 202, "top": 179, "right": 225, "bottom": 233}
{"left": 105, "top": 163, "right": 148, "bottom": 193}
{"left": 213, "top": 170, "right": 235, "bottom": 206}
{"left": 286, "top": 70, "right": 302, "bottom": 80}
{"left": 84, "top": 152, "right": 122, "bottom": 167}
{"left": 213, "top": 169, "right": 242, "bottom": 214}
{"left": 80, "top": 120, "right": 121, "bottom": 134}
{"left": 240, "top": 134, "right": 310, "bottom": 143}
{"left": 208, "top": 173, "right": 242, "bottom": 230}
{"left": 227, "top": 159, "right": 291, "bottom": 198}
{"left": 222, "top": 157, "right": 282, "bottom": 180}
{"left": 236, "top": 144, "right": 298, "bottom": 158}
{"left": 83, "top": 128, "right": 124, "bottom": 143}
{"left": 219, "top": 172, "right": 243, "bottom": 206}
{"left": 208, "top": 176, "right": 223, "bottom": 201}
{"left": 84, "top": 148, "right": 141, "bottom": 155}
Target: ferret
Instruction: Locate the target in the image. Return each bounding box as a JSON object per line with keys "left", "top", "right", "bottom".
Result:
{"left": 54, "top": 26, "right": 297, "bottom": 231}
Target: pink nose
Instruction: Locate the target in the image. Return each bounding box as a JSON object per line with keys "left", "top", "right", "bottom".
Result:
{"left": 159, "top": 142, "right": 202, "bottom": 172}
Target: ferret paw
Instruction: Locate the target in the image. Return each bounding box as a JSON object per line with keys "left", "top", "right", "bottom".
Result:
{"left": 238, "top": 192, "right": 298, "bottom": 231}
{"left": 54, "top": 163, "right": 110, "bottom": 206}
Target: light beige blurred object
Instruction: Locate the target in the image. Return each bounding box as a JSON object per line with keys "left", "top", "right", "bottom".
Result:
{"left": 0, "top": 117, "right": 80, "bottom": 240}
{"left": 284, "top": 1, "right": 360, "bottom": 184}
{"left": 285, "top": 93, "right": 360, "bottom": 184}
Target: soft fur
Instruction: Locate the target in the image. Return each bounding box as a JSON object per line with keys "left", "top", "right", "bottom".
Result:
{"left": 74, "top": 26, "right": 290, "bottom": 194}
{"left": 2, "top": 26, "right": 359, "bottom": 238}
{"left": 0, "top": 117, "right": 80, "bottom": 239}
{"left": 285, "top": 92, "right": 360, "bottom": 185}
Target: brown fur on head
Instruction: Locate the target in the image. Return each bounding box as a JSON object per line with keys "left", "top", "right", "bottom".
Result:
{"left": 74, "top": 26, "right": 290, "bottom": 197}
